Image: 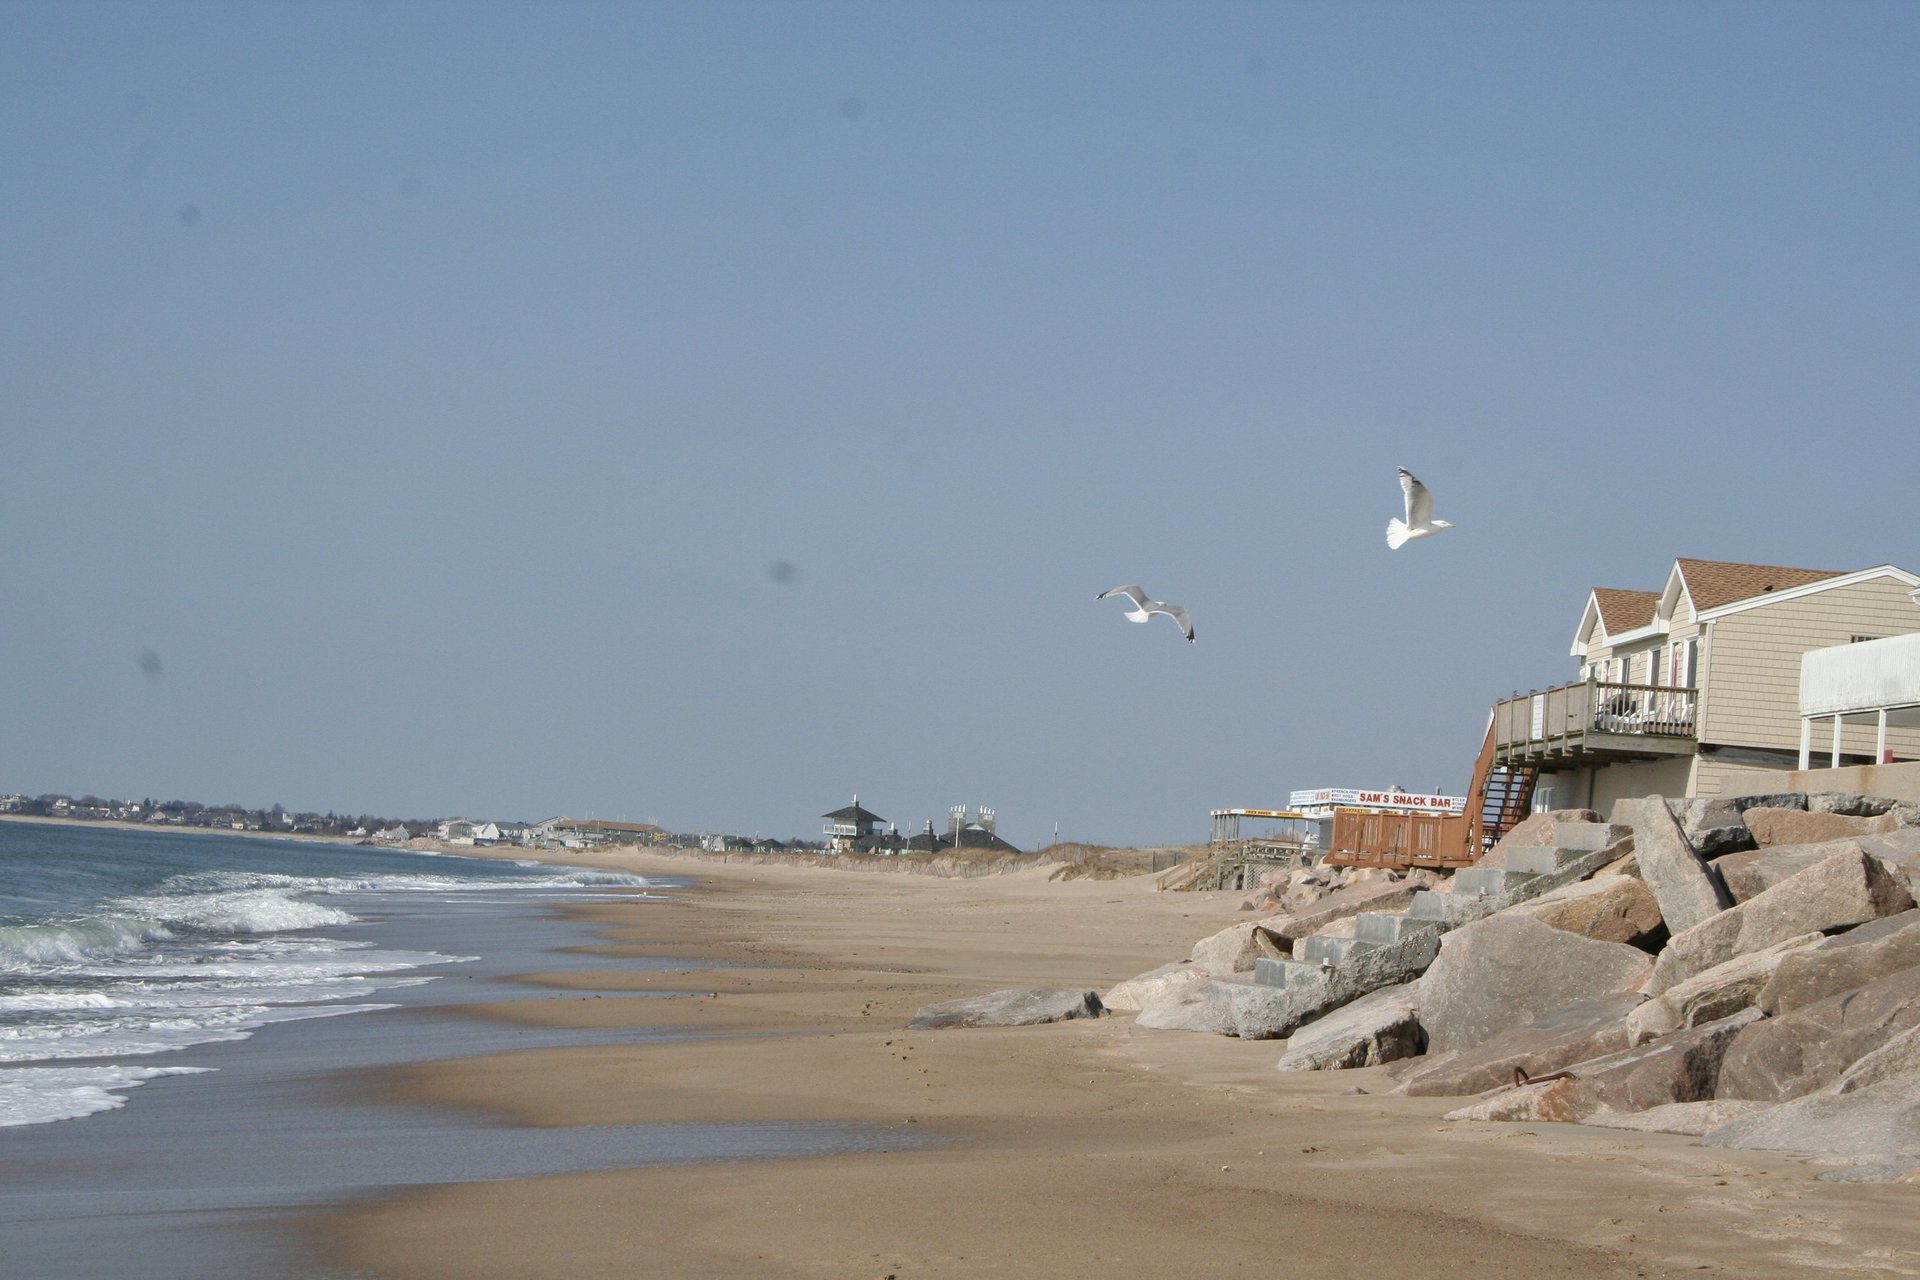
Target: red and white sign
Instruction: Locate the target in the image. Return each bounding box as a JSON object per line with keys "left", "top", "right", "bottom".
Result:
{"left": 1288, "top": 787, "right": 1466, "bottom": 815}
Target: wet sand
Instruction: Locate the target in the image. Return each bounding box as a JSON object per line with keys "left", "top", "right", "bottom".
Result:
{"left": 324, "top": 851, "right": 1920, "bottom": 1279}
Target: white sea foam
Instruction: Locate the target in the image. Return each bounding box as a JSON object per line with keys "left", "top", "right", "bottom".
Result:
{"left": 0, "top": 842, "right": 652, "bottom": 1130}
{"left": 0, "top": 1002, "right": 400, "bottom": 1062}
{"left": 0, "top": 1064, "right": 214, "bottom": 1127}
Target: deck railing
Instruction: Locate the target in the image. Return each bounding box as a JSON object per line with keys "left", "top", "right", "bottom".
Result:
{"left": 1493, "top": 680, "right": 1697, "bottom": 752}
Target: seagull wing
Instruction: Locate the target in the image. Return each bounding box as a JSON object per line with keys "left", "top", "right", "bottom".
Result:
{"left": 1160, "top": 604, "right": 1195, "bottom": 643}
{"left": 1399, "top": 467, "right": 1434, "bottom": 528}
{"left": 1097, "top": 584, "right": 1149, "bottom": 607}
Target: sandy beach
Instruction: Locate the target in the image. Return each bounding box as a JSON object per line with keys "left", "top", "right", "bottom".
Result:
{"left": 323, "top": 851, "right": 1920, "bottom": 1279}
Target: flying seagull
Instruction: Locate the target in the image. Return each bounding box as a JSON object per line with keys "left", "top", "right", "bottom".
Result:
{"left": 1096, "top": 584, "right": 1195, "bottom": 644}
{"left": 1386, "top": 466, "right": 1455, "bottom": 550}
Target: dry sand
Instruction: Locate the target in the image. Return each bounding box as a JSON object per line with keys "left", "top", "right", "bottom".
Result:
{"left": 322, "top": 851, "right": 1920, "bottom": 1279}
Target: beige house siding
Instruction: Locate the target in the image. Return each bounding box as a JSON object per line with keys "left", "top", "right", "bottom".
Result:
{"left": 1697, "top": 577, "right": 1920, "bottom": 759}
{"left": 1693, "top": 755, "right": 1796, "bottom": 800}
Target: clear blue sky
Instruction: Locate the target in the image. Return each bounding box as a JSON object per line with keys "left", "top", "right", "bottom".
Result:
{"left": 4, "top": 3, "right": 1916, "bottom": 847}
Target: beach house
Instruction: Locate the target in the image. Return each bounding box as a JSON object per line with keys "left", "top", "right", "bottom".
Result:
{"left": 821, "top": 798, "right": 886, "bottom": 853}
{"left": 1490, "top": 557, "right": 1920, "bottom": 815}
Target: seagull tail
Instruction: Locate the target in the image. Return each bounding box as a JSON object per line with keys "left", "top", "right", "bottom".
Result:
{"left": 1386, "top": 518, "right": 1411, "bottom": 550}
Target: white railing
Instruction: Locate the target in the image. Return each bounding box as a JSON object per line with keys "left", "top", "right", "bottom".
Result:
{"left": 1493, "top": 680, "right": 1697, "bottom": 751}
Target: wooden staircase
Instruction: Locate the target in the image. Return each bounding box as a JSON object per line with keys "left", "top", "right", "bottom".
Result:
{"left": 1464, "top": 719, "right": 1538, "bottom": 859}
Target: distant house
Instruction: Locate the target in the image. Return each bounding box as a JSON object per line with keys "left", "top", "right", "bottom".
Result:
{"left": 821, "top": 797, "right": 886, "bottom": 853}
{"left": 529, "top": 817, "right": 662, "bottom": 849}
{"left": 1491, "top": 558, "right": 1920, "bottom": 811}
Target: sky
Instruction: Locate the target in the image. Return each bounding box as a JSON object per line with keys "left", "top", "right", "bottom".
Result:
{"left": 3, "top": 3, "right": 1917, "bottom": 848}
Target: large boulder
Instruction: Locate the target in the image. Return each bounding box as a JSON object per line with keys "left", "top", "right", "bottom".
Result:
{"left": 1445, "top": 1011, "right": 1759, "bottom": 1123}
{"left": 1583, "top": 1099, "right": 1774, "bottom": 1136}
{"left": 1275, "top": 983, "right": 1422, "bottom": 1072}
{"left": 1507, "top": 874, "right": 1663, "bottom": 946}
{"left": 1418, "top": 914, "right": 1654, "bottom": 1056}
{"left": 908, "top": 988, "right": 1103, "bottom": 1030}
{"left": 1618, "top": 796, "right": 1732, "bottom": 933}
{"left": 1625, "top": 933, "right": 1823, "bottom": 1045}
{"left": 1189, "top": 922, "right": 1286, "bottom": 974}
{"left": 1757, "top": 909, "right": 1920, "bottom": 1015}
{"left": 1718, "top": 966, "right": 1920, "bottom": 1101}
{"left": 1396, "top": 993, "right": 1642, "bottom": 1097}
{"left": 1558, "top": 1009, "right": 1762, "bottom": 1113}
{"left": 1831, "top": 1025, "right": 1920, "bottom": 1095}
{"left": 1744, "top": 806, "right": 1896, "bottom": 847}
{"left": 1711, "top": 842, "right": 1853, "bottom": 904}
{"left": 1444, "top": 1077, "right": 1587, "bottom": 1124}
{"left": 1702, "top": 1074, "right": 1920, "bottom": 1181}
{"left": 1136, "top": 976, "right": 1318, "bottom": 1040}
{"left": 1808, "top": 792, "right": 1900, "bottom": 817}
{"left": 1648, "top": 847, "right": 1914, "bottom": 994}
{"left": 1859, "top": 828, "right": 1920, "bottom": 898}
{"left": 1103, "top": 962, "right": 1206, "bottom": 1013}
{"left": 1663, "top": 793, "right": 1807, "bottom": 859}
{"left": 1268, "top": 876, "right": 1431, "bottom": 943}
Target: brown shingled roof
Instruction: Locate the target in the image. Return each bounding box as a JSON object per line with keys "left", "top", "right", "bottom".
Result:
{"left": 1675, "top": 559, "right": 1847, "bottom": 612}
{"left": 1591, "top": 588, "right": 1658, "bottom": 635}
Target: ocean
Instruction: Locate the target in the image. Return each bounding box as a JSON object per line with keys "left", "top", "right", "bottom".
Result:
{"left": 0, "top": 819, "right": 648, "bottom": 1129}
{"left": 0, "top": 819, "right": 911, "bottom": 1279}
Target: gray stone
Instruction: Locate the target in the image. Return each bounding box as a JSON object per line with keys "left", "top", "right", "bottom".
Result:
{"left": 1189, "top": 921, "right": 1286, "bottom": 974}
{"left": 1619, "top": 796, "right": 1733, "bottom": 933}
{"left": 1702, "top": 1074, "right": 1920, "bottom": 1181}
{"left": 1507, "top": 874, "right": 1664, "bottom": 946}
{"left": 1648, "top": 847, "right": 1915, "bottom": 995}
{"left": 1103, "top": 962, "right": 1204, "bottom": 1013}
{"left": 1396, "top": 993, "right": 1642, "bottom": 1097}
{"left": 1419, "top": 914, "right": 1654, "bottom": 1055}
{"left": 1711, "top": 843, "right": 1846, "bottom": 904}
{"left": 908, "top": 988, "right": 1103, "bottom": 1030}
{"left": 1626, "top": 933, "right": 1822, "bottom": 1045}
{"left": 1136, "top": 976, "right": 1328, "bottom": 1040}
{"left": 1757, "top": 909, "right": 1920, "bottom": 1015}
{"left": 1744, "top": 806, "right": 1896, "bottom": 847}
{"left": 1719, "top": 966, "right": 1920, "bottom": 1101}
{"left": 1808, "top": 791, "right": 1900, "bottom": 817}
{"left": 1276, "top": 983, "right": 1422, "bottom": 1072}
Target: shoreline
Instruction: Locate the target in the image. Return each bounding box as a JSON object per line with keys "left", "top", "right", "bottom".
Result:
{"left": 320, "top": 849, "right": 1920, "bottom": 1279}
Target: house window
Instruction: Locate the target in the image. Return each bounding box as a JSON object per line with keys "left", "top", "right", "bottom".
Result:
{"left": 1851, "top": 635, "right": 1882, "bottom": 644}
{"left": 1684, "top": 637, "right": 1699, "bottom": 687}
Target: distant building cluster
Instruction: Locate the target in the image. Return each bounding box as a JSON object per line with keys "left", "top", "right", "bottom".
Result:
{"left": 1, "top": 791, "right": 1022, "bottom": 861}
{"left": 0, "top": 793, "right": 426, "bottom": 838}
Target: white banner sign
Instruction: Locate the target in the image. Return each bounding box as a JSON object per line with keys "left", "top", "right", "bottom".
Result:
{"left": 1287, "top": 787, "right": 1466, "bottom": 815}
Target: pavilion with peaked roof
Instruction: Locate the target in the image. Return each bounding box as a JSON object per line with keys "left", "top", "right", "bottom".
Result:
{"left": 822, "top": 796, "right": 886, "bottom": 852}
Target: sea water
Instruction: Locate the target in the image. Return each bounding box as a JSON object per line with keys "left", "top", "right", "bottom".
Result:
{"left": 0, "top": 819, "right": 648, "bottom": 1128}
